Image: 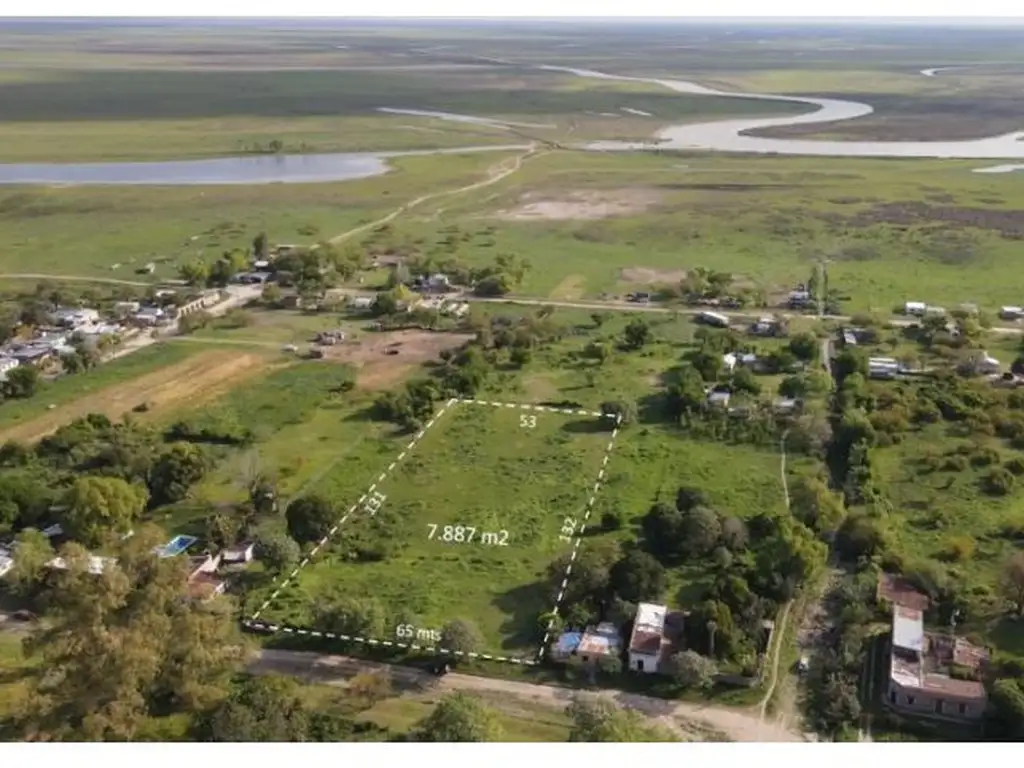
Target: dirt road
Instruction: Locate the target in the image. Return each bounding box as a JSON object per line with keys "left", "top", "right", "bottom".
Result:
{"left": 330, "top": 146, "right": 541, "bottom": 245}
{"left": 251, "top": 648, "right": 805, "bottom": 742}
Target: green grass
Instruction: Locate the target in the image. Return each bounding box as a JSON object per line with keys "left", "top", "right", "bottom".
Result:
{"left": 870, "top": 425, "right": 1024, "bottom": 611}
{"left": 258, "top": 401, "right": 614, "bottom": 656}
{"left": 0, "top": 65, "right": 805, "bottom": 162}
{"left": 0, "top": 342, "right": 198, "bottom": 432}
{"left": 374, "top": 150, "right": 1024, "bottom": 314}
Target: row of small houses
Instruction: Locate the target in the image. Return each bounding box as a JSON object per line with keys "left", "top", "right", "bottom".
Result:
{"left": 550, "top": 602, "right": 771, "bottom": 685}
{"left": 0, "top": 532, "right": 256, "bottom": 603}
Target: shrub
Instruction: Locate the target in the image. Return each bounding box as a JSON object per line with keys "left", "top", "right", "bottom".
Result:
{"left": 942, "top": 454, "right": 970, "bottom": 472}
{"left": 984, "top": 467, "right": 1015, "bottom": 496}
{"left": 970, "top": 446, "right": 1002, "bottom": 468}
{"left": 1006, "top": 457, "right": 1024, "bottom": 476}
{"left": 942, "top": 536, "right": 976, "bottom": 562}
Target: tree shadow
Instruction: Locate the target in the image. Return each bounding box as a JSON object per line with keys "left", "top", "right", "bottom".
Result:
{"left": 561, "top": 418, "right": 613, "bottom": 435}
{"left": 492, "top": 581, "right": 550, "bottom": 653}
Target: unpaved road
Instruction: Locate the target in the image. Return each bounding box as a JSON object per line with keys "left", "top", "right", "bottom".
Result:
{"left": 251, "top": 648, "right": 805, "bottom": 742}
{"left": 330, "top": 145, "right": 541, "bottom": 245}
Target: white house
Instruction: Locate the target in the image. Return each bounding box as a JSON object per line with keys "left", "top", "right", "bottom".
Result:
{"left": 628, "top": 602, "right": 668, "bottom": 674}
{"left": 0, "top": 546, "right": 13, "bottom": 578}
{"left": 1001, "top": 306, "right": 1024, "bottom": 321}
{"left": 869, "top": 357, "right": 900, "bottom": 380}
{"left": 349, "top": 296, "right": 375, "bottom": 310}
{"left": 221, "top": 541, "right": 256, "bottom": 565}
{"left": 133, "top": 307, "right": 165, "bottom": 326}
{"left": 722, "top": 353, "right": 737, "bottom": 372}
{"left": 904, "top": 301, "right": 927, "bottom": 317}
{"left": 976, "top": 352, "right": 1002, "bottom": 375}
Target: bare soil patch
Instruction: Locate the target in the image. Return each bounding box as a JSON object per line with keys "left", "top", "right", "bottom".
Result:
{"left": 321, "top": 329, "right": 474, "bottom": 390}
{"left": 620, "top": 267, "right": 688, "bottom": 284}
{"left": 549, "top": 274, "right": 586, "bottom": 300}
{"left": 495, "top": 188, "right": 662, "bottom": 221}
{"left": 1, "top": 350, "right": 271, "bottom": 444}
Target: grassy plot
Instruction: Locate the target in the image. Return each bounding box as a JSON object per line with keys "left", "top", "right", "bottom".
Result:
{"left": 0, "top": 151, "right": 512, "bottom": 278}
{"left": 0, "top": 342, "right": 202, "bottom": 438}
{"left": 258, "top": 400, "right": 614, "bottom": 657}
{"left": 384, "top": 150, "right": 1024, "bottom": 312}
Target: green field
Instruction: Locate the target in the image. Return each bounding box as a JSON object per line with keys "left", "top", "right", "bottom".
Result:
{"left": 0, "top": 342, "right": 198, "bottom": 433}
{"left": 257, "top": 400, "right": 614, "bottom": 657}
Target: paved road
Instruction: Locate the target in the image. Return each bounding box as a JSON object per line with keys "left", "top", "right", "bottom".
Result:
{"left": 250, "top": 648, "right": 806, "bottom": 742}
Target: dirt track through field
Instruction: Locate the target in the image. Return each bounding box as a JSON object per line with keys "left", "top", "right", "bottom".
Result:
{"left": 0, "top": 349, "right": 271, "bottom": 444}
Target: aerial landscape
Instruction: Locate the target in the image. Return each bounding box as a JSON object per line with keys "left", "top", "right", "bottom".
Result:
{"left": 2, "top": 15, "right": 1024, "bottom": 745}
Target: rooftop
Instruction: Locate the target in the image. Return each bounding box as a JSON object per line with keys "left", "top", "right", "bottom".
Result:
{"left": 629, "top": 602, "right": 667, "bottom": 656}
{"left": 578, "top": 622, "right": 622, "bottom": 658}
{"left": 893, "top": 605, "right": 925, "bottom": 653}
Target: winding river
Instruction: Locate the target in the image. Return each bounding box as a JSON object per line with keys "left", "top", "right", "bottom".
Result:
{"left": 1, "top": 62, "right": 1023, "bottom": 185}
{"left": 539, "top": 64, "right": 1024, "bottom": 160}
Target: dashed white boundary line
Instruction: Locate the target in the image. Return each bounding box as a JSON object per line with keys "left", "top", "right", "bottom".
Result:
{"left": 247, "top": 397, "right": 619, "bottom": 667}
{"left": 538, "top": 414, "right": 622, "bottom": 661}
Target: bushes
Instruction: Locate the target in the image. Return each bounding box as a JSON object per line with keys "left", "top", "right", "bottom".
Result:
{"left": 984, "top": 467, "right": 1015, "bottom": 496}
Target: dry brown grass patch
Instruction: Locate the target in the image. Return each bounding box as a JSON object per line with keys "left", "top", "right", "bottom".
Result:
{"left": 0, "top": 349, "right": 272, "bottom": 444}
{"left": 494, "top": 188, "right": 662, "bottom": 221}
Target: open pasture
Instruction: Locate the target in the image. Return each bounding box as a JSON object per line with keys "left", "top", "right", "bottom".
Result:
{"left": 254, "top": 398, "right": 618, "bottom": 660}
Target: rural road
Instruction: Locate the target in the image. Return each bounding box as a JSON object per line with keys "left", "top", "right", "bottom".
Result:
{"left": 250, "top": 648, "right": 806, "bottom": 742}
{"left": 330, "top": 145, "right": 542, "bottom": 245}
{"left": 462, "top": 295, "right": 1024, "bottom": 335}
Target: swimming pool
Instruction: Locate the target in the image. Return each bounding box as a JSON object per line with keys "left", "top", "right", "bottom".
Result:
{"left": 156, "top": 534, "right": 197, "bottom": 558}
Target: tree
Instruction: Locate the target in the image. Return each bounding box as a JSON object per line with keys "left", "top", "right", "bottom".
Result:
{"left": 148, "top": 443, "right": 210, "bottom": 506}
{"left": 719, "top": 516, "right": 749, "bottom": 552}
{"left": 989, "top": 677, "right": 1024, "bottom": 739}
{"left": 252, "top": 232, "right": 268, "bottom": 260}
{"left": 834, "top": 348, "right": 868, "bottom": 384}
{"left": 193, "top": 675, "right": 310, "bottom": 742}
{"left": 546, "top": 538, "right": 619, "bottom": 610}
{"left": 731, "top": 367, "right": 761, "bottom": 396}
{"left": 7, "top": 527, "right": 54, "bottom": 597}
{"left": 414, "top": 692, "right": 504, "bottom": 742}
{"left": 623, "top": 318, "right": 651, "bottom": 350}
{"left": 261, "top": 284, "right": 283, "bottom": 306}
{"left": 667, "top": 650, "right": 718, "bottom": 689}
{"left": 509, "top": 346, "right": 531, "bottom": 368}
{"left": 440, "top": 618, "right": 484, "bottom": 655}
{"left": 18, "top": 525, "right": 242, "bottom": 741}
{"left": 1001, "top": 552, "right": 1024, "bottom": 615}
{"left": 473, "top": 274, "right": 513, "bottom": 297}
{"left": 285, "top": 494, "right": 336, "bottom": 544}
{"left": 341, "top": 671, "right": 392, "bottom": 713}
{"left": 682, "top": 506, "right": 722, "bottom": 557}
{"left": 178, "top": 311, "right": 212, "bottom": 335}
{"left": 314, "top": 596, "right": 387, "bottom": 637}
{"left": 790, "top": 476, "right": 845, "bottom": 537}
{"left": 788, "top": 332, "right": 818, "bottom": 362}
{"left": 600, "top": 399, "right": 636, "bottom": 426}
{"left": 609, "top": 550, "right": 666, "bottom": 603}
{"left": 665, "top": 364, "right": 706, "bottom": 416}
{"left": 689, "top": 348, "right": 722, "bottom": 382}
{"left": 567, "top": 697, "right": 676, "bottom": 742}
{"left": 61, "top": 476, "right": 148, "bottom": 547}
{"left": 3, "top": 365, "right": 40, "bottom": 399}
{"left": 178, "top": 260, "right": 210, "bottom": 286}
{"left": 256, "top": 531, "right": 300, "bottom": 574}
{"left": 641, "top": 502, "right": 686, "bottom": 561}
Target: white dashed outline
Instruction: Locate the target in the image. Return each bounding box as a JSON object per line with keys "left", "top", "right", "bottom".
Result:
{"left": 537, "top": 415, "right": 622, "bottom": 661}
{"left": 247, "top": 397, "right": 620, "bottom": 667}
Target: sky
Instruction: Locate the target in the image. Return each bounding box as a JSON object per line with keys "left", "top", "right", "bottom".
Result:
{"left": 5, "top": 1, "right": 1024, "bottom": 19}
